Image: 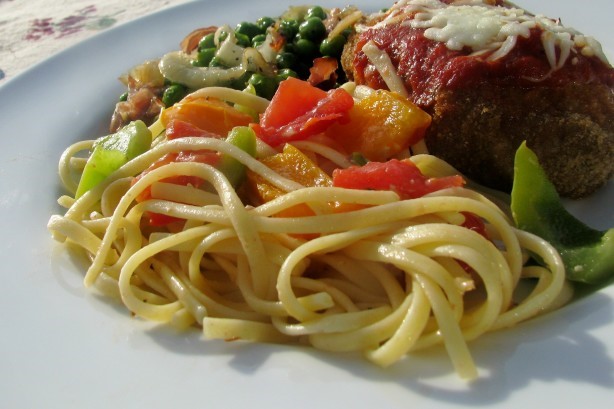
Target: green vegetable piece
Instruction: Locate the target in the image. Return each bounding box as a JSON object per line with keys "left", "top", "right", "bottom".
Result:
{"left": 195, "top": 47, "right": 216, "bottom": 67}
{"left": 118, "top": 91, "right": 128, "bottom": 102}
{"left": 235, "top": 22, "right": 263, "bottom": 39}
{"left": 219, "top": 126, "right": 257, "bottom": 187}
{"left": 251, "top": 34, "right": 267, "bottom": 48}
{"left": 350, "top": 152, "right": 368, "bottom": 166}
{"left": 218, "top": 30, "right": 229, "bottom": 43}
{"left": 306, "top": 6, "right": 327, "bottom": 20}
{"left": 76, "top": 121, "right": 152, "bottom": 198}
{"left": 276, "top": 68, "right": 298, "bottom": 82}
{"left": 320, "top": 35, "right": 346, "bottom": 57}
{"left": 234, "top": 32, "right": 251, "bottom": 48}
{"left": 298, "top": 17, "right": 326, "bottom": 42}
{"left": 162, "top": 84, "right": 188, "bottom": 107}
{"left": 209, "top": 56, "right": 226, "bottom": 68}
{"left": 279, "top": 19, "right": 300, "bottom": 40}
{"left": 256, "top": 16, "right": 276, "bottom": 31}
{"left": 283, "top": 44, "right": 297, "bottom": 57}
{"left": 198, "top": 33, "right": 216, "bottom": 50}
{"left": 248, "top": 73, "right": 278, "bottom": 100}
{"left": 294, "top": 37, "right": 318, "bottom": 58}
{"left": 511, "top": 142, "right": 614, "bottom": 287}
{"left": 342, "top": 28, "right": 354, "bottom": 39}
{"left": 276, "top": 51, "right": 297, "bottom": 69}
{"left": 229, "top": 70, "right": 254, "bottom": 91}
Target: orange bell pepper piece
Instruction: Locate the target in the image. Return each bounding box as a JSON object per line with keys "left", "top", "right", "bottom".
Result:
{"left": 246, "top": 144, "right": 333, "bottom": 218}
{"left": 326, "top": 89, "right": 431, "bottom": 162}
{"left": 161, "top": 95, "right": 253, "bottom": 138}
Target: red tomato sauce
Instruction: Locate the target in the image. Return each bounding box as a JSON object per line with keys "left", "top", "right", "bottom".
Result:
{"left": 352, "top": 21, "right": 614, "bottom": 109}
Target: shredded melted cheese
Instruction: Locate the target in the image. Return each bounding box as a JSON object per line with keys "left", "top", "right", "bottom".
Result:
{"left": 371, "top": 0, "right": 609, "bottom": 69}
{"left": 362, "top": 40, "right": 410, "bottom": 97}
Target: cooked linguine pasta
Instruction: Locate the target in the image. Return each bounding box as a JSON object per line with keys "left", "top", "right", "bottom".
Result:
{"left": 49, "top": 75, "right": 576, "bottom": 378}
{"left": 48, "top": 83, "right": 569, "bottom": 381}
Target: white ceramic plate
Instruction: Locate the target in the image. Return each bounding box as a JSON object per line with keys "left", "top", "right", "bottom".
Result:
{"left": 1, "top": 1, "right": 612, "bottom": 407}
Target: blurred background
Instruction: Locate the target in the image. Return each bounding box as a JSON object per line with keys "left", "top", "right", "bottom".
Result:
{"left": 0, "top": 0, "right": 191, "bottom": 82}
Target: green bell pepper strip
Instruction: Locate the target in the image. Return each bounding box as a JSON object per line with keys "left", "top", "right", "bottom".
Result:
{"left": 511, "top": 142, "right": 614, "bottom": 287}
{"left": 76, "top": 120, "right": 152, "bottom": 198}
{"left": 218, "top": 126, "right": 257, "bottom": 187}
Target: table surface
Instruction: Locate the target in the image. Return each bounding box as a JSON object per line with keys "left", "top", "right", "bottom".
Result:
{"left": 0, "top": 0, "right": 191, "bottom": 83}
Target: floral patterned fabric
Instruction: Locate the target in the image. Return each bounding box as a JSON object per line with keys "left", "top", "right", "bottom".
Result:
{"left": 0, "top": 0, "right": 191, "bottom": 82}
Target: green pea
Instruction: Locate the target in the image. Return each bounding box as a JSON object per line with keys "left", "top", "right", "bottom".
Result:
{"left": 198, "top": 33, "right": 216, "bottom": 50}
{"left": 230, "top": 70, "right": 254, "bottom": 90}
{"left": 193, "top": 47, "right": 216, "bottom": 67}
{"left": 350, "top": 152, "right": 368, "bottom": 166}
{"left": 306, "top": 6, "right": 327, "bottom": 20}
{"left": 252, "top": 34, "right": 267, "bottom": 48}
{"left": 298, "top": 17, "right": 326, "bottom": 42}
{"left": 279, "top": 19, "right": 299, "bottom": 40}
{"left": 235, "top": 22, "right": 263, "bottom": 39}
{"left": 294, "top": 37, "right": 318, "bottom": 58}
{"left": 209, "top": 56, "right": 226, "bottom": 68}
{"left": 283, "top": 42, "right": 296, "bottom": 54}
{"left": 276, "top": 51, "right": 297, "bottom": 69}
{"left": 248, "top": 73, "right": 278, "bottom": 100}
{"left": 218, "top": 30, "right": 229, "bottom": 43}
{"left": 256, "top": 16, "right": 276, "bottom": 31}
{"left": 118, "top": 91, "right": 128, "bottom": 102}
{"left": 319, "top": 35, "right": 346, "bottom": 57}
{"left": 276, "top": 68, "right": 298, "bottom": 82}
{"left": 162, "top": 84, "right": 187, "bottom": 107}
{"left": 235, "top": 32, "right": 251, "bottom": 48}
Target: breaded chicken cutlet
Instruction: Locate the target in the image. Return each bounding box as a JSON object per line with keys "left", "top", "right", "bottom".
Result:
{"left": 342, "top": 0, "right": 614, "bottom": 198}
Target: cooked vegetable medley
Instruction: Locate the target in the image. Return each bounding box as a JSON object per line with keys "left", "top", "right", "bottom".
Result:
{"left": 111, "top": 4, "right": 361, "bottom": 133}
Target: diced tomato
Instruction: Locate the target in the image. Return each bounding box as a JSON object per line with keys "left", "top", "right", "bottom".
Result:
{"left": 461, "top": 212, "right": 488, "bottom": 238}
{"left": 133, "top": 150, "right": 220, "bottom": 201}
{"left": 146, "top": 212, "right": 183, "bottom": 227}
{"left": 308, "top": 57, "right": 339, "bottom": 87}
{"left": 251, "top": 77, "right": 353, "bottom": 146}
{"left": 256, "top": 78, "right": 328, "bottom": 127}
{"left": 165, "top": 119, "right": 220, "bottom": 140}
{"left": 269, "top": 29, "right": 286, "bottom": 52}
{"left": 457, "top": 212, "right": 489, "bottom": 276}
{"left": 332, "top": 159, "right": 465, "bottom": 200}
